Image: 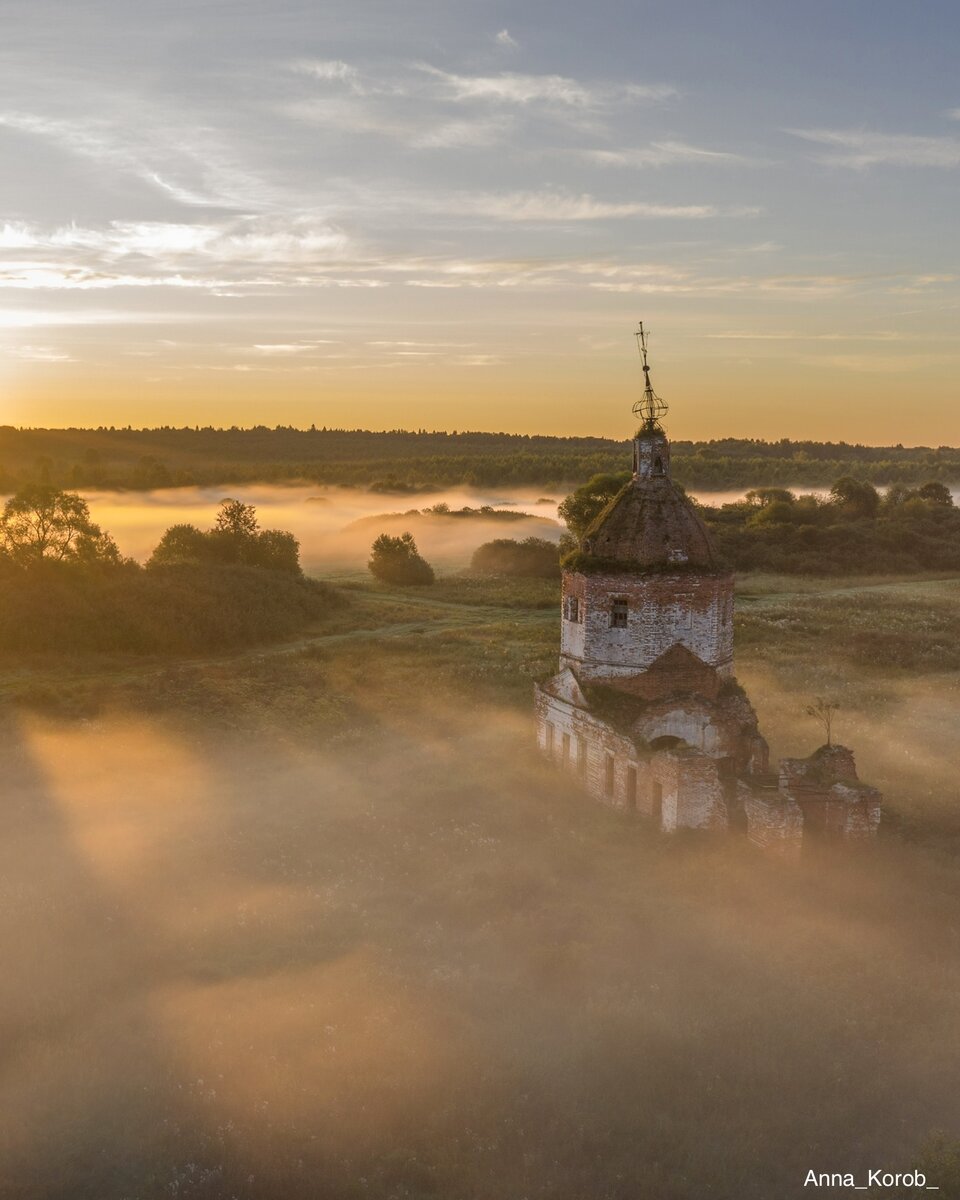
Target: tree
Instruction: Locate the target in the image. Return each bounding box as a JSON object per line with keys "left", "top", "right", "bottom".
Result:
{"left": 149, "top": 510, "right": 302, "bottom": 574}
{"left": 471, "top": 537, "right": 559, "bottom": 578}
{"left": 246, "top": 528, "right": 301, "bottom": 573}
{"left": 829, "top": 476, "right": 880, "bottom": 519}
{"left": 148, "top": 524, "right": 211, "bottom": 566}
{"left": 805, "top": 697, "right": 840, "bottom": 746}
{"left": 368, "top": 532, "right": 435, "bottom": 586}
{"left": 883, "top": 483, "right": 915, "bottom": 509}
{"left": 0, "top": 485, "right": 121, "bottom": 565}
{"left": 916, "top": 481, "right": 954, "bottom": 506}
{"left": 558, "top": 472, "right": 630, "bottom": 541}
{"left": 215, "top": 498, "right": 259, "bottom": 539}
{"left": 745, "top": 487, "right": 795, "bottom": 508}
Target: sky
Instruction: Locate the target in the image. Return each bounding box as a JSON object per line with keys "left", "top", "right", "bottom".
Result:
{"left": 1, "top": 0, "right": 958, "bottom": 442}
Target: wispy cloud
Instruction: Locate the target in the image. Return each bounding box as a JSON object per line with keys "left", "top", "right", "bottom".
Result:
{"left": 411, "top": 117, "right": 515, "bottom": 149}
{"left": 0, "top": 308, "right": 189, "bottom": 329}
{"left": 817, "top": 352, "right": 955, "bottom": 373}
{"left": 7, "top": 344, "right": 74, "bottom": 361}
{"left": 495, "top": 29, "right": 518, "bottom": 50}
{"left": 580, "top": 140, "right": 751, "bottom": 167}
{"left": 789, "top": 127, "right": 960, "bottom": 168}
{"left": 442, "top": 191, "right": 751, "bottom": 221}
{"left": 0, "top": 109, "right": 271, "bottom": 209}
{"left": 1, "top": 216, "right": 350, "bottom": 265}
{"left": 0, "top": 213, "right": 370, "bottom": 295}
{"left": 292, "top": 60, "right": 364, "bottom": 87}
{"left": 283, "top": 58, "right": 681, "bottom": 150}
{"left": 416, "top": 64, "right": 675, "bottom": 107}
{"left": 702, "top": 330, "right": 912, "bottom": 341}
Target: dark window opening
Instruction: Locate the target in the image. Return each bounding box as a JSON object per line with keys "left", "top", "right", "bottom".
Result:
{"left": 649, "top": 734, "right": 685, "bottom": 751}
{"left": 653, "top": 456, "right": 664, "bottom": 475}
{"left": 561, "top": 732, "right": 570, "bottom": 767}
{"left": 651, "top": 781, "right": 663, "bottom": 826}
{"left": 610, "top": 599, "right": 628, "bottom": 629}
{"left": 563, "top": 595, "right": 581, "bottom": 623}
{"left": 626, "top": 766, "right": 638, "bottom": 812}
{"left": 604, "top": 753, "right": 615, "bottom": 798}
{"left": 546, "top": 722, "right": 555, "bottom": 755}
{"left": 577, "top": 739, "right": 587, "bottom": 776}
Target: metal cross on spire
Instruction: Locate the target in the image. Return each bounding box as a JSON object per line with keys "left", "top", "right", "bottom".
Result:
{"left": 631, "top": 321, "right": 668, "bottom": 429}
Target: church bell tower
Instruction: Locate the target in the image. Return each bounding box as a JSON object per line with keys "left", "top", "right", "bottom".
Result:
{"left": 558, "top": 324, "right": 734, "bottom": 685}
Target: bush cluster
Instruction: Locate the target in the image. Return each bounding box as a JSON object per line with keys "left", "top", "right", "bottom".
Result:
{"left": 0, "top": 490, "right": 338, "bottom": 653}
{"left": 368, "top": 533, "right": 435, "bottom": 586}
{"left": 470, "top": 537, "right": 560, "bottom": 578}
{"left": 0, "top": 560, "right": 337, "bottom": 654}
{"left": 706, "top": 478, "right": 960, "bottom": 574}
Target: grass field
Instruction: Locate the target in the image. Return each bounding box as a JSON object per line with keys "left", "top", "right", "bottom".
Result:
{"left": 3, "top": 572, "right": 960, "bottom": 1199}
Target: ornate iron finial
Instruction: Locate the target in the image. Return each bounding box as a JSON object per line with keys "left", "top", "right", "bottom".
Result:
{"left": 632, "top": 322, "right": 668, "bottom": 430}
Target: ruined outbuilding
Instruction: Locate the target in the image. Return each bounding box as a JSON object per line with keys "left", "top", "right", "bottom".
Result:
{"left": 535, "top": 327, "right": 881, "bottom": 854}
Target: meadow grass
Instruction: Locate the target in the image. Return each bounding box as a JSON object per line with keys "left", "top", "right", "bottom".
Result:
{"left": 4, "top": 570, "right": 960, "bottom": 1197}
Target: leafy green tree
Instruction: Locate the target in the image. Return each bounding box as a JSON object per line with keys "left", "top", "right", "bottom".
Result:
{"left": 471, "top": 537, "right": 560, "bottom": 578}
{"left": 745, "top": 487, "right": 795, "bottom": 508}
{"left": 883, "top": 483, "right": 915, "bottom": 508}
{"left": 916, "top": 481, "right": 953, "bottom": 506}
{"left": 215, "top": 498, "right": 259, "bottom": 539}
{"left": 149, "top": 504, "right": 302, "bottom": 574}
{"left": 246, "top": 529, "right": 301, "bottom": 573}
{"left": 0, "top": 485, "right": 121, "bottom": 565}
{"left": 148, "top": 524, "right": 211, "bottom": 566}
{"left": 558, "top": 472, "right": 630, "bottom": 541}
{"left": 368, "top": 532, "right": 435, "bottom": 586}
{"left": 829, "top": 476, "right": 880, "bottom": 519}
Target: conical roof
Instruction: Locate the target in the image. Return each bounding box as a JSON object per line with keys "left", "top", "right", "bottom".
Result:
{"left": 580, "top": 474, "right": 719, "bottom": 570}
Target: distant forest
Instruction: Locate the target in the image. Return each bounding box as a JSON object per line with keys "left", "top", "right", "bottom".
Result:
{"left": 3, "top": 425, "right": 960, "bottom": 492}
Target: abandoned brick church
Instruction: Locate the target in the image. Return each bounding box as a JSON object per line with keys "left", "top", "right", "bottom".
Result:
{"left": 535, "top": 328, "right": 881, "bottom": 854}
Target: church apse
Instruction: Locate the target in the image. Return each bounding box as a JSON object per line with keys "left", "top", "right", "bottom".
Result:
{"left": 534, "top": 324, "right": 881, "bottom": 854}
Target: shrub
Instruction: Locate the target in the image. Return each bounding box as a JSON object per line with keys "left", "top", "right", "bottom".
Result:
{"left": 471, "top": 537, "right": 560, "bottom": 578}
{"left": 0, "top": 559, "right": 340, "bottom": 654}
{"left": 368, "top": 532, "right": 435, "bottom": 586}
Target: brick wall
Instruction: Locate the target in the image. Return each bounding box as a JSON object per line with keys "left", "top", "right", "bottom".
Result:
{"left": 742, "top": 784, "right": 804, "bottom": 857}
{"left": 535, "top": 685, "right": 729, "bottom": 832}
{"left": 560, "top": 569, "right": 734, "bottom": 680}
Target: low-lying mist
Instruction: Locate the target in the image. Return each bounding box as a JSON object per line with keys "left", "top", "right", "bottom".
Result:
{"left": 4, "top": 678, "right": 960, "bottom": 1200}
{"left": 76, "top": 484, "right": 804, "bottom": 576}
{"left": 79, "top": 485, "right": 566, "bottom": 574}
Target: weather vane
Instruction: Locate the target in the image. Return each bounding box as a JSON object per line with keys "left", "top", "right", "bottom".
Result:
{"left": 632, "top": 321, "right": 668, "bottom": 429}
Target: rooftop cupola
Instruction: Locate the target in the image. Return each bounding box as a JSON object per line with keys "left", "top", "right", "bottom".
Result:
{"left": 631, "top": 322, "right": 671, "bottom": 481}
{"left": 577, "top": 323, "right": 718, "bottom": 570}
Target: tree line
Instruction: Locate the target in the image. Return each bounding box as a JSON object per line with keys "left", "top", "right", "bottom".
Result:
{"left": 4, "top": 425, "right": 960, "bottom": 491}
